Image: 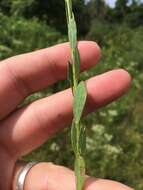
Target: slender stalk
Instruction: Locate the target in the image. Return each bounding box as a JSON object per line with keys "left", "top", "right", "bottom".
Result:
{"left": 64, "top": 1, "right": 87, "bottom": 190}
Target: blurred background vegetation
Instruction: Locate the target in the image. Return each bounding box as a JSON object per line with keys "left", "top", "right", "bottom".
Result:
{"left": 0, "top": 0, "right": 143, "bottom": 189}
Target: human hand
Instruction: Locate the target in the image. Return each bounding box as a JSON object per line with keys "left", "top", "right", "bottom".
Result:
{"left": 0, "top": 41, "right": 133, "bottom": 190}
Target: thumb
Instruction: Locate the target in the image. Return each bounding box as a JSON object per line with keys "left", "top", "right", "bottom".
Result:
{"left": 13, "top": 162, "right": 134, "bottom": 190}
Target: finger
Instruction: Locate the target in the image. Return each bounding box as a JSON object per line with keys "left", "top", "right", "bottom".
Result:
{"left": 21, "top": 163, "right": 133, "bottom": 190}
{"left": 0, "top": 41, "right": 100, "bottom": 119}
{"left": 0, "top": 148, "right": 15, "bottom": 190}
{"left": 0, "top": 69, "right": 131, "bottom": 157}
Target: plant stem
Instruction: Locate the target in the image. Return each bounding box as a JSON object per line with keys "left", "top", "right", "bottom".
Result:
{"left": 64, "top": 1, "right": 87, "bottom": 190}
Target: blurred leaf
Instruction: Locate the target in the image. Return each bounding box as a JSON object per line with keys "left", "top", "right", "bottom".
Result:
{"left": 73, "top": 81, "right": 87, "bottom": 123}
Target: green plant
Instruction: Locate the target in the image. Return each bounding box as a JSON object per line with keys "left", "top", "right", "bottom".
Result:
{"left": 64, "top": 0, "right": 87, "bottom": 190}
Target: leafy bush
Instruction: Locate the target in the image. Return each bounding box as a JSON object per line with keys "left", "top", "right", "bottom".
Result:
{"left": 0, "top": 13, "right": 64, "bottom": 59}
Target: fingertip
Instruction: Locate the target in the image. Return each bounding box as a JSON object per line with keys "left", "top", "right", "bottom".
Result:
{"left": 113, "top": 69, "right": 132, "bottom": 91}
{"left": 85, "top": 69, "right": 132, "bottom": 113}
{"left": 78, "top": 41, "right": 101, "bottom": 70}
{"left": 79, "top": 41, "right": 101, "bottom": 59}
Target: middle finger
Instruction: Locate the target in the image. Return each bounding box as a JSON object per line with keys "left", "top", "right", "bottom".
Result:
{"left": 0, "top": 69, "right": 131, "bottom": 158}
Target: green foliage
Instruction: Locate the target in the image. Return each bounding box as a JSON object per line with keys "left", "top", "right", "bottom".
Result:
{"left": 84, "top": 23, "right": 143, "bottom": 189}
{"left": 0, "top": 13, "right": 64, "bottom": 59}
{"left": 10, "top": 0, "right": 35, "bottom": 16}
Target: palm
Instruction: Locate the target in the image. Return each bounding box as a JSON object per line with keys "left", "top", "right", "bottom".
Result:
{"left": 0, "top": 41, "right": 132, "bottom": 190}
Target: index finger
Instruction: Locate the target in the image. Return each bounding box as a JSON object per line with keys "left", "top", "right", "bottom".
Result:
{"left": 0, "top": 41, "right": 100, "bottom": 119}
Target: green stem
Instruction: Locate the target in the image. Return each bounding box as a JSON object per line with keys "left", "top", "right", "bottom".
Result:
{"left": 64, "top": 1, "right": 87, "bottom": 190}
{"left": 65, "top": 0, "right": 73, "bottom": 20}
{"left": 72, "top": 52, "right": 78, "bottom": 94}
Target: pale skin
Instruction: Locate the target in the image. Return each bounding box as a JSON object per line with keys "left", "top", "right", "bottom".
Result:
{"left": 0, "top": 41, "right": 133, "bottom": 190}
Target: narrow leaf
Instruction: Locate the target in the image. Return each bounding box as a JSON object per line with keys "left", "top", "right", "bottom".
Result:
{"left": 79, "top": 125, "right": 86, "bottom": 156}
{"left": 73, "top": 81, "right": 87, "bottom": 123}
{"left": 72, "top": 47, "right": 80, "bottom": 79}
{"left": 68, "top": 16, "right": 77, "bottom": 50}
